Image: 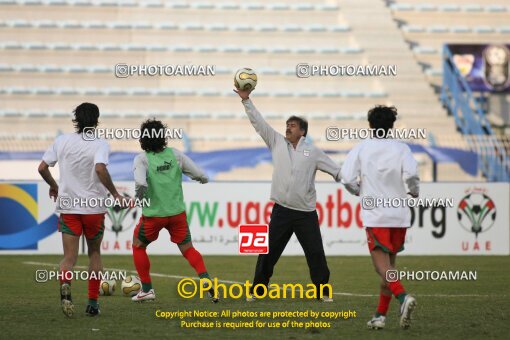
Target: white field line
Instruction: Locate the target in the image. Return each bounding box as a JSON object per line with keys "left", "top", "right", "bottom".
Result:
{"left": 23, "top": 261, "right": 493, "bottom": 298}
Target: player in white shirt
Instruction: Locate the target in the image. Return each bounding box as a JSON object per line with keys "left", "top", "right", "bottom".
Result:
{"left": 341, "top": 105, "right": 419, "bottom": 330}
{"left": 38, "top": 103, "right": 125, "bottom": 318}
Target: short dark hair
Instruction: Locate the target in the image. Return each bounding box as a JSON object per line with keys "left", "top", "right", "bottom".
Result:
{"left": 367, "top": 105, "right": 397, "bottom": 137}
{"left": 286, "top": 115, "right": 308, "bottom": 137}
{"left": 72, "top": 102, "right": 99, "bottom": 133}
{"left": 139, "top": 118, "right": 167, "bottom": 152}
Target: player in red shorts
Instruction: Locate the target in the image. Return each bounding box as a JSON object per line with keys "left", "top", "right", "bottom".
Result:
{"left": 38, "top": 103, "right": 125, "bottom": 317}
{"left": 130, "top": 119, "right": 217, "bottom": 303}
{"left": 341, "top": 106, "right": 420, "bottom": 330}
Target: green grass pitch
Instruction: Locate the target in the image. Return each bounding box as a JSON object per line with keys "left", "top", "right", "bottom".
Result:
{"left": 0, "top": 255, "right": 508, "bottom": 339}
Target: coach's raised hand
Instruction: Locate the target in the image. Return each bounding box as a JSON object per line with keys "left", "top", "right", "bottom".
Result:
{"left": 233, "top": 88, "right": 252, "bottom": 100}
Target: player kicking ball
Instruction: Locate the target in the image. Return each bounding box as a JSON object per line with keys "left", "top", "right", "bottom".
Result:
{"left": 341, "top": 106, "right": 419, "bottom": 329}
{"left": 130, "top": 118, "right": 218, "bottom": 303}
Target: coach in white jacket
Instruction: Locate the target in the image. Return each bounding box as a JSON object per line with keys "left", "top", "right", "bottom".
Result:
{"left": 234, "top": 88, "right": 341, "bottom": 302}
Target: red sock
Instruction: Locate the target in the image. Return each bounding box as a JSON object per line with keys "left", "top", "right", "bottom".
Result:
{"left": 60, "top": 269, "right": 71, "bottom": 285}
{"left": 88, "top": 277, "right": 100, "bottom": 301}
{"left": 133, "top": 245, "right": 151, "bottom": 284}
{"left": 388, "top": 280, "right": 406, "bottom": 298}
{"left": 183, "top": 247, "right": 208, "bottom": 277}
{"left": 376, "top": 293, "right": 392, "bottom": 315}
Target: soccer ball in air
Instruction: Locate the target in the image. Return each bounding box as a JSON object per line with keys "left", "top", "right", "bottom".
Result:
{"left": 234, "top": 68, "right": 257, "bottom": 91}
{"left": 99, "top": 279, "right": 116, "bottom": 296}
{"left": 121, "top": 275, "right": 142, "bottom": 297}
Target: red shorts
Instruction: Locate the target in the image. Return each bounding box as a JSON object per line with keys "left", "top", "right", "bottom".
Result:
{"left": 58, "top": 213, "right": 105, "bottom": 240}
{"left": 134, "top": 212, "right": 191, "bottom": 245}
{"left": 366, "top": 227, "right": 407, "bottom": 254}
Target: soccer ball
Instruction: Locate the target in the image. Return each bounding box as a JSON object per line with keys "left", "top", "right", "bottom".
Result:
{"left": 99, "top": 279, "right": 116, "bottom": 296}
{"left": 121, "top": 275, "right": 142, "bottom": 297}
{"left": 234, "top": 68, "right": 257, "bottom": 91}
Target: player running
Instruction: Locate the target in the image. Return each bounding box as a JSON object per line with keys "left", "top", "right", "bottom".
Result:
{"left": 341, "top": 106, "right": 419, "bottom": 330}
{"left": 130, "top": 118, "right": 218, "bottom": 303}
{"left": 38, "top": 102, "right": 125, "bottom": 317}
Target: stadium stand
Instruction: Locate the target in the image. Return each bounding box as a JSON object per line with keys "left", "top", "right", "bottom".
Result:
{"left": 0, "top": 0, "right": 507, "bottom": 181}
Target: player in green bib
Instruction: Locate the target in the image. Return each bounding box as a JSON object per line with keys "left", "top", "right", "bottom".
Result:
{"left": 131, "top": 119, "right": 218, "bottom": 303}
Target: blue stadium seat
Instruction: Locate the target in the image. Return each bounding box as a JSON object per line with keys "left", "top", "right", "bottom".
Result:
{"left": 157, "top": 23, "right": 178, "bottom": 30}
{"left": 269, "top": 47, "right": 290, "bottom": 53}
{"left": 474, "top": 26, "right": 494, "bottom": 33}
{"left": 9, "top": 87, "right": 31, "bottom": 95}
{"left": 191, "top": 3, "right": 214, "bottom": 10}
{"left": 268, "top": 4, "right": 289, "bottom": 11}
{"left": 487, "top": 5, "right": 507, "bottom": 13}
{"left": 52, "top": 43, "right": 72, "bottom": 50}
{"left": 246, "top": 46, "right": 266, "bottom": 53}
{"left": 368, "top": 91, "right": 388, "bottom": 98}
{"left": 343, "top": 47, "right": 363, "bottom": 54}
{"left": 207, "top": 24, "right": 227, "bottom": 31}
{"left": 167, "top": 2, "right": 189, "bottom": 9}
{"left": 294, "top": 47, "right": 315, "bottom": 54}
{"left": 413, "top": 46, "right": 438, "bottom": 54}
{"left": 416, "top": 4, "right": 437, "bottom": 12}
{"left": 148, "top": 45, "right": 167, "bottom": 52}
{"left": 463, "top": 5, "right": 483, "bottom": 12}
{"left": 74, "top": 43, "right": 98, "bottom": 50}
{"left": 0, "top": 64, "right": 13, "bottom": 72}
{"left": 319, "top": 47, "right": 340, "bottom": 54}
{"left": 62, "top": 21, "right": 83, "bottom": 28}
{"left": 316, "top": 4, "right": 339, "bottom": 11}
{"left": 233, "top": 24, "right": 253, "bottom": 32}
{"left": 307, "top": 24, "right": 326, "bottom": 32}
{"left": 183, "top": 23, "right": 204, "bottom": 31}
{"left": 42, "top": 65, "right": 64, "bottom": 72}
{"left": 37, "top": 20, "right": 58, "bottom": 28}
{"left": 100, "top": 44, "right": 121, "bottom": 51}
{"left": 142, "top": 1, "right": 163, "bottom": 8}
{"left": 256, "top": 24, "right": 277, "bottom": 32}
{"left": 439, "top": 5, "right": 460, "bottom": 12}
{"left": 218, "top": 3, "right": 239, "bottom": 10}
{"left": 175, "top": 89, "right": 196, "bottom": 96}
{"left": 292, "top": 4, "right": 314, "bottom": 11}
{"left": 12, "top": 20, "right": 31, "bottom": 28}
{"left": 219, "top": 46, "right": 242, "bottom": 53}
{"left": 110, "top": 22, "right": 131, "bottom": 29}
{"left": 58, "top": 87, "right": 79, "bottom": 95}
{"left": 242, "top": 3, "right": 264, "bottom": 10}
{"left": 330, "top": 25, "right": 350, "bottom": 32}
{"left": 428, "top": 26, "right": 449, "bottom": 33}
{"left": 197, "top": 46, "right": 217, "bottom": 52}
{"left": 133, "top": 22, "right": 152, "bottom": 29}
{"left": 452, "top": 26, "right": 472, "bottom": 33}
{"left": 283, "top": 24, "right": 302, "bottom": 32}
{"left": 34, "top": 88, "right": 55, "bottom": 95}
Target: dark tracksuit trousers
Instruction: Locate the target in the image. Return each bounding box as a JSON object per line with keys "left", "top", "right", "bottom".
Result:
{"left": 252, "top": 203, "right": 330, "bottom": 297}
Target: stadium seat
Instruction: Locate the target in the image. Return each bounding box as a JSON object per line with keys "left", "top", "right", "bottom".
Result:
{"left": 439, "top": 5, "right": 460, "bottom": 12}
{"left": 207, "top": 24, "right": 228, "bottom": 31}
{"left": 474, "top": 26, "right": 495, "bottom": 33}
{"left": 157, "top": 23, "right": 178, "bottom": 30}
{"left": 416, "top": 4, "right": 437, "bottom": 12}
{"left": 142, "top": 1, "right": 163, "bottom": 8}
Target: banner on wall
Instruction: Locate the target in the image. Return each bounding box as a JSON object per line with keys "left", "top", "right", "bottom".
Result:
{"left": 0, "top": 182, "right": 508, "bottom": 255}
{"left": 448, "top": 43, "right": 510, "bottom": 92}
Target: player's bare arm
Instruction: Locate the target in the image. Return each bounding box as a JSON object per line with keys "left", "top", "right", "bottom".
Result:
{"left": 37, "top": 160, "right": 58, "bottom": 201}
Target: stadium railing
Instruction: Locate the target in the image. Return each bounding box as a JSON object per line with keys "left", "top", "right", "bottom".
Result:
{"left": 440, "top": 45, "right": 510, "bottom": 181}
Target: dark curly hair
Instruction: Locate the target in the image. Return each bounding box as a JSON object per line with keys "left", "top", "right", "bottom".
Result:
{"left": 72, "top": 102, "right": 99, "bottom": 133}
{"left": 139, "top": 118, "right": 167, "bottom": 152}
{"left": 367, "top": 105, "right": 397, "bottom": 138}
